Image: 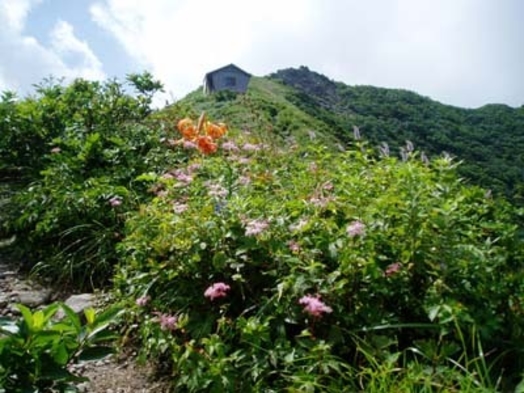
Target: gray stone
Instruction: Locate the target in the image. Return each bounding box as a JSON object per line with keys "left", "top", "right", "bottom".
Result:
{"left": 13, "top": 289, "right": 51, "bottom": 307}
{"left": 55, "top": 293, "right": 97, "bottom": 319}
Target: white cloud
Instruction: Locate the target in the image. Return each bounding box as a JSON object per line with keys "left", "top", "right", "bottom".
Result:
{"left": 0, "top": 0, "right": 105, "bottom": 95}
{"left": 91, "top": 0, "right": 524, "bottom": 107}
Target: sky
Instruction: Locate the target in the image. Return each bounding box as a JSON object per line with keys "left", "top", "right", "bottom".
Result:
{"left": 0, "top": 0, "right": 523, "bottom": 108}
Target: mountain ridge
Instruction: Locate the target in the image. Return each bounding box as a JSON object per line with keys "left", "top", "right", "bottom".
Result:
{"left": 179, "top": 66, "right": 524, "bottom": 202}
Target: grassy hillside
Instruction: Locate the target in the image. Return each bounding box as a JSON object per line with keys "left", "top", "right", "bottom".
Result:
{"left": 178, "top": 67, "right": 524, "bottom": 203}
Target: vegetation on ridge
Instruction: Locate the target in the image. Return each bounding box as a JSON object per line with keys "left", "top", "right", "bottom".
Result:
{"left": 0, "top": 71, "right": 523, "bottom": 391}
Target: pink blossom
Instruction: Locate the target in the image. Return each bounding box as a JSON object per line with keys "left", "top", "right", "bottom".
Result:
{"left": 346, "top": 221, "right": 366, "bottom": 237}
{"left": 385, "top": 262, "right": 402, "bottom": 277}
{"left": 206, "top": 183, "right": 229, "bottom": 198}
{"left": 244, "top": 219, "right": 269, "bottom": 236}
{"left": 161, "top": 172, "right": 174, "bottom": 180}
{"left": 322, "top": 181, "right": 334, "bottom": 191}
{"left": 221, "top": 141, "right": 239, "bottom": 152}
{"left": 309, "top": 195, "right": 334, "bottom": 208}
{"left": 287, "top": 240, "right": 300, "bottom": 253}
{"left": 183, "top": 140, "right": 197, "bottom": 150}
{"left": 204, "top": 282, "right": 231, "bottom": 301}
{"left": 242, "top": 143, "right": 261, "bottom": 152}
{"left": 238, "top": 175, "right": 251, "bottom": 185}
{"left": 299, "top": 295, "right": 332, "bottom": 317}
{"left": 136, "top": 295, "right": 150, "bottom": 307}
{"left": 173, "top": 202, "right": 189, "bottom": 214}
{"left": 289, "top": 219, "right": 308, "bottom": 232}
{"left": 109, "top": 196, "right": 122, "bottom": 207}
{"left": 173, "top": 170, "right": 193, "bottom": 185}
{"left": 187, "top": 163, "right": 201, "bottom": 173}
{"left": 153, "top": 312, "right": 178, "bottom": 331}
{"left": 51, "top": 147, "right": 61, "bottom": 154}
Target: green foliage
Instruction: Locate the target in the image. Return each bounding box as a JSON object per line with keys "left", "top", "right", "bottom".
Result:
{"left": 0, "top": 302, "right": 123, "bottom": 392}
{"left": 269, "top": 67, "right": 524, "bottom": 203}
{"left": 117, "top": 134, "right": 524, "bottom": 391}
{"left": 0, "top": 74, "right": 185, "bottom": 289}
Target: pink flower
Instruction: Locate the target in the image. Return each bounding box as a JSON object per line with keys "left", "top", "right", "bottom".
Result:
{"left": 173, "top": 202, "right": 189, "bottom": 214}
{"left": 153, "top": 312, "right": 178, "bottom": 331}
{"left": 289, "top": 219, "right": 308, "bottom": 232}
{"left": 287, "top": 240, "right": 300, "bottom": 253}
{"left": 173, "top": 170, "right": 193, "bottom": 185}
{"left": 222, "top": 141, "right": 239, "bottom": 152}
{"left": 206, "top": 183, "right": 229, "bottom": 198}
{"left": 346, "top": 221, "right": 365, "bottom": 237}
{"left": 187, "top": 163, "right": 201, "bottom": 173}
{"left": 109, "top": 196, "right": 122, "bottom": 207}
{"left": 299, "top": 295, "right": 332, "bottom": 318}
{"left": 51, "top": 147, "right": 61, "bottom": 154}
{"left": 244, "top": 219, "right": 269, "bottom": 236}
{"left": 242, "top": 143, "right": 261, "bottom": 152}
{"left": 204, "top": 282, "right": 231, "bottom": 301}
{"left": 135, "top": 295, "right": 150, "bottom": 307}
{"left": 183, "top": 140, "right": 197, "bottom": 150}
{"left": 309, "top": 195, "right": 334, "bottom": 208}
{"left": 385, "top": 262, "right": 402, "bottom": 277}
{"left": 238, "top": 175, "right": 251, "bottom": 185}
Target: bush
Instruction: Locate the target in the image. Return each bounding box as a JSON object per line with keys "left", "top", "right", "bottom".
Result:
{"left": 0, "top": 303, "right": 123, "bottom": 392}
{"left": 117, "top": 135, "right": 524, "bottom": 391}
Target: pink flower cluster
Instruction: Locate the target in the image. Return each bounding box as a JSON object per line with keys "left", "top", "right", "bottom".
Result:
{"left": 385, "top": 262, "right": 402, "bottom": 277}
{"left": 287, "top": 240, "right": 301, "bottom": 253}
{"left": 135, "top": 295, "right": 150, "bottom": 307}
{"left": 204, "top": 282, "right": 231, "bottom": 301}
{"left": 221, "top": 141, "right": 239, "bottom": 152}
{"left": 153, "top": 312, "right": 178, "bottom": 331}
{"left": 109, "top": 196, "right": 122, "bottom": 207}
{"left": 346, "top": 221, "right": 366, "bottom": 237}
{"left": 299, "top": 295, "right": 332, "bottom": 318}
{"left": 244, "top": 219, "right": 270, "bottom": 236}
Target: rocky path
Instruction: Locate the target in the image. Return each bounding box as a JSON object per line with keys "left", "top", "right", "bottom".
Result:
{"left": 0, "top": 250, "right": 169, "bottom": 392}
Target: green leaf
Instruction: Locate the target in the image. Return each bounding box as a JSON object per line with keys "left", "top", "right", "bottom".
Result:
{"left": 59, "top": 303, "right": 82, "bottom": 333}
{"left": 77, "top": 345, "right": 114, "bottom": 362}
{"left": 84, "top": 308, "right": 96, "bottom": 326}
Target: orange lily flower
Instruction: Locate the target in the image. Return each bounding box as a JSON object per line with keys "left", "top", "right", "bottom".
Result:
{"left": 197, "top": 135, "right": 218, "bottom": 155}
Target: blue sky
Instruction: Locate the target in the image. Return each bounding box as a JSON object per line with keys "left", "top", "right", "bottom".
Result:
{"left": 1, "top": 0, "right": 523, "bottom": 108}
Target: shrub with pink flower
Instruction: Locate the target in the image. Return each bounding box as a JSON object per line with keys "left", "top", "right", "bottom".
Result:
{"left": 204, "top": 282, "right": 231, "bottom": 301}
{"left": 299, "top": 295, "right": 333, "bottom": 318}
{"left": 346, "top": 220, "right": 366, "bottom": 237}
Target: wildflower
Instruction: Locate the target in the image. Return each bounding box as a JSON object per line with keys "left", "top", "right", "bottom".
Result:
{"left": 242, "top": 143, "right": 261, "bottom": 152}
{"left": 183, "top": 140, "right": 197, "bottom": 150}
{"left": 237, "top": 175, "right": 251, "bottom": 185}
{"left": 245, "top": 219, "right": 269, "bottom": 236}
{"left": 385, "top": 262, "right": 402, "bottom": 277}
{"left": 161, "top": 172, "right": 174, "bottom": 180}
{"left": 289, "top": 219, "right": 308, "bottom": 232}
{"left": 187, "top": 163, "right": 201, "bottom": 173}
{"left": 346, "top": 221, "right": 365, "bottom": 237}
{"left": 309, "top": 195, "right": 333, "bottom": 208}
{"left": 287, "top": 240, "right": 300, "bottom": 253}
{"left": 136, "top": 295, "right": 150, "bottom": 307}
{"left": 173, "top": 170, "right": 193, "bottom": 185}
{"left": 153, "top": 312, "right": 178, "bottom": 331}
{"left": 322, "top": 181, "right": 334, "bottom": 191}
{"left": 173, "top": 202, "right": 189, "bottom": 214}
{"left": 177, "top": 118, "right": 198, "bottom": 139}
{"left": 299, "top": 295, "right": 332, "bottom": 317}
{"left": 205, "top": 122, "right": 227, "bottom": 139}
{"left": 204, "top": 282, "right": 231, "bottom": 301}
{"left": 237, "top": 157, "right": 251, "bottom": 165}
{"left": 197, "top": 135, "right": 218, "bottom": 155}
{"left": 109, "top": 196, "right": 122, "bottom": 207}
{"left": 206, "top": 183, "right": 229, "bottom": 198}
{"left": 51, "top": 147, "right": 61, "bottom": 154}
{"left": 222, "top": 141, "right": 239, "bottom": 152}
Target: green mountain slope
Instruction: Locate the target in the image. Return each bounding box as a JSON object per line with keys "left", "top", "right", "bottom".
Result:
{"left": 179, "top": 67, "right": 524, "bottom": 202}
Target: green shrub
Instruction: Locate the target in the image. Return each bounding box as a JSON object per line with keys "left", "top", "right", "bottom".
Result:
{"left": 0, "top": 303, "right": 123, "bottom": 392}
{"left": 117, "top": 136, "right": 524, "bottom": 391}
